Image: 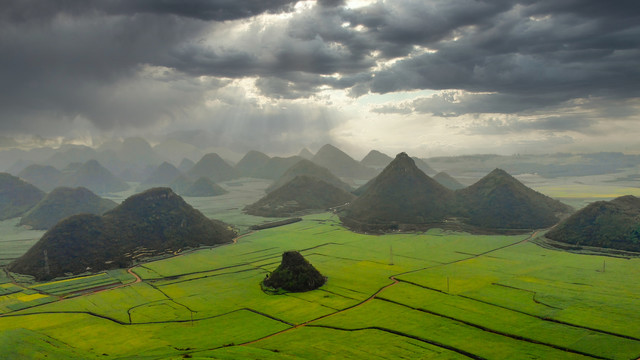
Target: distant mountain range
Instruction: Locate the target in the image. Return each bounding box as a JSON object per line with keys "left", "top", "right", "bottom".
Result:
{"left": 312, "top": 144, "right": 376, "bottom": 180}
{"left": 19, "top": 159, "right": 129, "bottom": 195}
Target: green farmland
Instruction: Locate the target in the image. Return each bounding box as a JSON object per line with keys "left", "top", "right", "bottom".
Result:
{"left": 1, "top": 212, "right": 640, "bottom": 359}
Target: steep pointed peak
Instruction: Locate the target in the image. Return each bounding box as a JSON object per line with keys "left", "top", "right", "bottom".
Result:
{"left": 487, "top": 168, "right": 511, "bottom": 177}
{"left": 298, "top": 147, "right": 314, "bottom": 159}
{"left": 318, "top": 143, "right": 339, "bottom": 152}
{"left": 387, "top": 152, "right": 417, "bottom": 169}
{"left": 199, "top": 152, "right": 224, "bottom": 162}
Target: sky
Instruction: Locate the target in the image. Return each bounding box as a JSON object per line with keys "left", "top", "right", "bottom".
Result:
{"left": 1, "top": 0, "right": 639, "bottom": 158}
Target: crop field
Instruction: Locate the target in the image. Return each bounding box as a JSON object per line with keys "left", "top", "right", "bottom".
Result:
{"left": 0, "top": 211, "right": 639, "bottom": 359}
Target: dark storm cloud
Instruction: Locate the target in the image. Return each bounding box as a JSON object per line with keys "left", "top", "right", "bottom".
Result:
{"left": 1, "top": 0, "right": 639, "bottom": 145}
{"left": 0, "top": 0, "right": 297, "bottom": 135}
{"left": 465, "top": 116, "right": 598, "bottom": 135}
{"left": 0, "top": 0, "right": 297, "bottom": 22}
{"left": 373, "top": 92, "right": 575, "bottom": 117}
{"left": 364, "top": 0, "right": 640, "bottom": 103}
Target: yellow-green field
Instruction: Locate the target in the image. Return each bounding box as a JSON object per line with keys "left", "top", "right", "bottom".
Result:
{"left": 1, "top": 213, "right": 639, "bottom": 359}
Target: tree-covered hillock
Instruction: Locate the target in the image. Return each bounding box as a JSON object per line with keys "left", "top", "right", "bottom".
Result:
{"left": 9, "top": 187, "right": 235, "bottom": 280}
{"left": 263, "top": 251, "right": 325, "bottom": 292}
{"left": 546, "top": 195, "right": 640, "bottom": 252}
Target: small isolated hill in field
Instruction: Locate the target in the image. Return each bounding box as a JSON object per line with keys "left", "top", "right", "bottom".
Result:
{"left": 412, "top": 157, "right": 436, "bottom": 175}
{"left": 253, "top": 156, "right": 303, "bottom": 180}
{"left": 19, "top": 187, "right": 117, "bottom": 230}
{"left": 182, "top": 177, "right": 228, "bottom": 197}
{"left": 341, "top": 153, "right": 453, "bottom": 230}
{"left": 545, "top": 195, "right": 640, "bottom": 252}
{"left": 60, "top": 160, "right": 129, "bottom": 194}
{"left": 187, "top": 153, "right": 239, "bottom": 182}
{"left": 245, "top": 176, "right": 355, "bottom": 217}
{"left": 18, "top": 165, "right": 63, "bottom": 192}
{"left": 312, "top": 144, "right": 376, "bottom": 180}
{"left": 139, "top": 162, "right": 182, "bottom": 189}
{"left": 263, "top": 251, "right": 325, "bottom": 292}
{"left": 178, "top": 158, "right": 195, "bottom": 173}
{"left": 0, "top": 173, "right": 45, "bottom": 220}
{"left": 9, "top": 187, "right": 236, "bottom": 280}
{"left": 235, "top": 150, "right": 271, "bottom": 177}
{"left": 455, "top": 169, "right": 573, "bottom": 230}
{"left": 266, "top": 159, "right": 352, "bottom": 193}
{"left": 298, "top": 148, "right": 314, "bottom": 159}
{"left": 434, "top": 172, "right": 465, "bottom": 190}
{"left": 361, "top": 150, "right": 393, "bottom": 168}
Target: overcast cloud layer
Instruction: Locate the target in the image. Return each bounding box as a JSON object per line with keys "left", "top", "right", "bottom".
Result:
{"left": 1, "top": 0, "right": 639, "bottom": 156}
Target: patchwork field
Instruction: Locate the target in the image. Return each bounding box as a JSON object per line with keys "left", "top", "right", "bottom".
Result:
{"left": 1, "top": 213, "right": 639, "bottom": 359}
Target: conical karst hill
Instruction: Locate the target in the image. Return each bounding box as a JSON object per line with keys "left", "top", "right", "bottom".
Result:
{"left": 235, "top": 150, "right": 271, "bottom": 178}
{"left": 9, "top": 187, "right": 236, "bottom": 280}
{"left": 0, "top": 173, "right": 45, "bottom": 220}
{"left": 298, "top": 148, "right": 314, "bottom": 160}
{"left": 18, "top": 165, "right": 63, "bottom": 192}
{"left": 545, "top": 195, "right": 640, "bottom": 252}
{"left": 266, "top": 159, "right": 352, "bottom": 193}
{"left": 455, "top": 168, "right": 573, "bottom": 229}
{"left": 140, "top": 162, "right": 182, "bottom": 188}
{"left": 187, "top": 153, "right": 239, "bottom": 182}
{"left": 182, "top": 177, "right": 228, "bottom": 197}
{"left": 341, "top": 153, "right": 453, "bottom": 230}
{"left": 412, "top": 157, "right": 436, "bottom": 175}
{"left": 19, "top": 187, "right": 117, "bottom": 230}
{"left": 253, "top": 156, "right": 303, "bottom": 180}
{"left": 59, "top": 159, "right": 129, "bottom": 194}
{"left": 263, "top": 251, "right": 325, "bottom": 292}
{"left": 361, "top": 150, "right": 393, "bottom": 168}
{"left": 245, "top": 175, "right": 355, "bottom": 217}
{"left": 433, "top": 172, "right": 465, "bottom": 190}
{"left": 312, "top": 144, "right": 376, "bottom": 180}
{"left": 178, "top": 158, "right": 195, "bottom": 173}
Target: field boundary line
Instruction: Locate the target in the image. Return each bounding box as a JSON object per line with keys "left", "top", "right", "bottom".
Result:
{"left": 376, "top": 297, "right": 611, "bottom": 360}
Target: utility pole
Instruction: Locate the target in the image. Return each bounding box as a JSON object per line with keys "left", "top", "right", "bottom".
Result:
{"left": 447, "top": 277, "right": 450, "bottom": 293}
{"left": 389, "top": 245, "right": 394, "bottom": 265}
